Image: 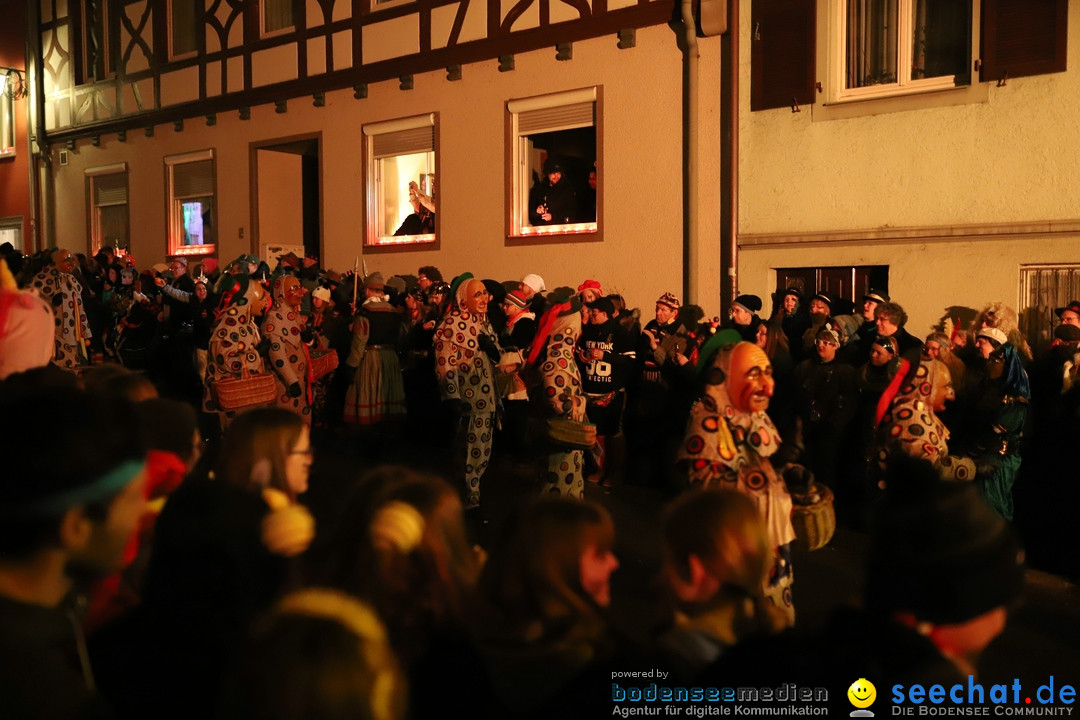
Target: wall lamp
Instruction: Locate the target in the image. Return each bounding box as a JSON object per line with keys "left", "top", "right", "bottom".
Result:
{"left": 1, "top": 67, "right": 27, "bottom": 100}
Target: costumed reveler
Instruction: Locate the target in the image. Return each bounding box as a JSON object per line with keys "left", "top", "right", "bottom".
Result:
{"left": 872, "top": 358, "right": 975, "bottom": 487}
{"left": 203, "top": 274, "right": 269, "bottom": 426}
{"left": 529, "top": 289, "right": 587, "bottom": 499}
{"left": 343, "top": 272, "right": 407, "bottom": 426}
{"left": 262, "top": 274, "right": 312, "bottom": 424}
{"left": 434, "top": 275, "right": 501, "bottom": 509}
{"left": 0, "top": 258, "right": 55, "bottom": 379}
{"left": 677, "top": 333, "right": 795, "bottom": 622}
{"left": 26, "top": 248, "right": 92, "bottom": 372}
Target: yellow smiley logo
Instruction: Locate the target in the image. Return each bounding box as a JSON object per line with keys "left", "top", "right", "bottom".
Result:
{"left": 847, "top": 678, "right": 877, "bottom": 709}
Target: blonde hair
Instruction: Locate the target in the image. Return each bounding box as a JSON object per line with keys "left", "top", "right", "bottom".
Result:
{"left": 232, "top": 589, "right": 407, "bottom": 720}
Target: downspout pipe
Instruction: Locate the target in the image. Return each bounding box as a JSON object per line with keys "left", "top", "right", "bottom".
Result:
{"left": 681, "top": 0, "right": 699, "bottom": 305}
{"left": 27, "top": 0, "right": 53, "bottom": 251}
{"left": 25, "top": 1, "right": 41, "bottom": 253}
{"left": 719, "top": 0, "right": 738, "bottom": 312}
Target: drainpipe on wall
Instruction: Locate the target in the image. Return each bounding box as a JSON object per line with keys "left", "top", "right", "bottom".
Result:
{"left": 24, "top": 1, "right": 40, "bottom": 253}
{"left": 681, "top": 0, "right": 699, "bottom": 305}
{"left": 719, "top": 0, "right": 738, "bottom": 311}
{"left": 26, "top": 0, "right": 53, "bottom": 251}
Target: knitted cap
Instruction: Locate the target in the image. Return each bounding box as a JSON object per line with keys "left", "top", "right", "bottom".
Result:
{"left": 656, "top": 292, "right": 681, "bottom": 310}
{"left": 732, "top": 294, "right": 762, "bottom": 314}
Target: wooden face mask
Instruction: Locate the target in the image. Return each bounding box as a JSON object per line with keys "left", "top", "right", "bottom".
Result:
{"left": 726, "top": 342, "right": 774, "bottom": 413}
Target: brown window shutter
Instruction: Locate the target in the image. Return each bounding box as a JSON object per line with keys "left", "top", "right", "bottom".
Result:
{"left": 750, "top": 0, "right": 817, "bottom": 112}
{"left": 980, "top": 0, "right": 1067, "bottom": 82}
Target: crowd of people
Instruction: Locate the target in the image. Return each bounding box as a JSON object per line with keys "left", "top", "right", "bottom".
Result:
{"left": 0, "top": 241, "right": 1076, "bottom": 718}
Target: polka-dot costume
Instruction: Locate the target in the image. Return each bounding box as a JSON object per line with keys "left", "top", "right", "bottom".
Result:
{"left": 677, "top": 368, "right": 795, "bottom": 623}
{"left": 27, "top": 268, "right": 91, "bottom": 372}
{"left": 539, "top": 309, "right": 587, "bottom": 500}
{"left": 435, "top": 309, "right": 499, "bottom": 507}
{"left": 261, "top": 278, "right": 312, "bottom": 423}
{"left": 203, "top": 301, "right": 267, "bottom": 419}
{"left": 873, "top": 360, "right": 975, "bottom": 482}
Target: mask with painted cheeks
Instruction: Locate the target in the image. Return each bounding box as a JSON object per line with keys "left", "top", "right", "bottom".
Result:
{"left": 727, "top": 342, "right": 774, "bottom": 413}
{"left": 246, "top": 281, "right": 268, "bottom": 317}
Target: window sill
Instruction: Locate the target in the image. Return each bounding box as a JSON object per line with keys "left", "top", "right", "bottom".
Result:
{"left": 171, "top": 244, "right": 216, "bottom": 257}
{"left": 812, "top": 82, "right": 989, "bottom": 122}
{"left": 0, "top": 149, "right": 14, "bottom": 160}
{"left": 369, "top": 0, "right": 415, "bottom": 12}
{"left": 364, "top": 233, "right": 438, "bottom": 253}
{"left": 507, "top": 223, "right": 601, "bottom": 246}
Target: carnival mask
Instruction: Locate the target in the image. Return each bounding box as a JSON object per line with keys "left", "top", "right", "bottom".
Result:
{"left": 462, "top": 279, "right": 489, "bottom": 317}
{"left": 727, "top": 342, "right": 774, "bottom": 413}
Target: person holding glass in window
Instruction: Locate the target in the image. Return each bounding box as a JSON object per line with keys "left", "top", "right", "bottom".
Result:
{"left": 530, "top": 157, "right": 577, "bottom": 226}
{"left": 394, "top": 181, "right": 435, "bottom": 236}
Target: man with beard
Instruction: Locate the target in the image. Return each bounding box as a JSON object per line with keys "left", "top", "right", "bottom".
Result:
{"left": 798, "top": 291, "right": 834, "bottom": 362}
{"left": 0, "top": 382, "right": 147, "bottom": 719}
{"left": 529, "top": 158, "right": 577, "bottom": 226}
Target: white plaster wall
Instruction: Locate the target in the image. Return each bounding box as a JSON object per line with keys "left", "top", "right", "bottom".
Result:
{"left": 739, "top": 236, "right": 1080, "bottom": 342}
{"left": 735, "top": 0, "right": 1080, "bottom": 333}
{"left": 51, "top": 24, "right": 723, "bottom": 317}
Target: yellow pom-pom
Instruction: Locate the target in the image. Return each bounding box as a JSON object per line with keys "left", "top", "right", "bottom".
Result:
{"left": 0, "top": 258, "right": 16, "bottom": 292}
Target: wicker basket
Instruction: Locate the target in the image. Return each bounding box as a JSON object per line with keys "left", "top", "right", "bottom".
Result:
{"left": 309, "top": 349, "right": 339, "bottom": 381}
{"left": 213, "top": 366, "right": 277, "bottom": 412}
{"left": 790, "top": 483, "right": 836, "bottom": 552}
{"left": 544, "top": 417, "right": 597, "bottom": 451}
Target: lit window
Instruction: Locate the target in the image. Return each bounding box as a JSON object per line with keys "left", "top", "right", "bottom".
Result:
{"left": 362, "top": 113, "right": 437, "bottom": 248}
{"left": 507, "top": 87, "right": 598, "bottom": 238}
{"left": 169, "top": 0, "right": 198, "bottom": 58}
{"left": 0, "top": 89, "right": 13, "bottom": 157}
{"left": 165, "top": 150, "right": 216, "bottom": 257}
{"left": 262, "top": 0, "right": 294, "bottom": 35}
{"left": 826, "top": 0, "right": 973, "bottom": 103}
{"left": 0, "top": 217, "right": 22, "bottom": 252}
{"left": 86, "top": 164, "right": 129, "bottom": 254}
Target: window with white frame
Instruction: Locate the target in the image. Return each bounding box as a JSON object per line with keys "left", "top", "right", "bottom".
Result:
{"left": 508, "top": 87, "right": 598, "bottom": 238}
{"left": 262, "top": 0, "right": 294, "bottom": 35}
{"left": 86, "top": 164, "right": 129, "bottom": 253}
{"left": 363, "top": 113, "right": 436, "bottom": 247}
{"left": 0, "top": 89, "right": 13, "bottom": 157}
{"left": 0, "top": 217, "right": 22, "bottom": 251}
{"left": 165, "top": 150, "right": 215, "bottom": 257}
{"left": 825, "top": 0, "right": 974, "bottom": 103}
{"left": 169, "top": 0, "right": 198, "bottom": 58}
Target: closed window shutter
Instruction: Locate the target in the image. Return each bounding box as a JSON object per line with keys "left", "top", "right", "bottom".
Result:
{"left": 264, "top": 0, "right": 293, "bottom": 32}
{"left": 93, "top": 173, "right": 127, "bottom": 206}
{"left": 372, "top": 126, "right": 434, "bottom": 157}
{"left": 750, "top": 0, "right": 817, "bottom": 112}
{"left": 980, "top": 0, "right": 1067, "bottom": 82}
{"left": 173, "top": 160, "right": 213, "bottom": 198}
{"left": 517, "top": 102, "right": 595, "bottom": 134}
